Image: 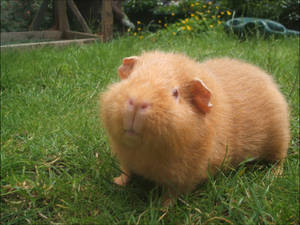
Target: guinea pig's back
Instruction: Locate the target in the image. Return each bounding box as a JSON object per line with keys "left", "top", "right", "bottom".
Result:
{"left": 200, "top": 58, "right": 290, "bottom": 164}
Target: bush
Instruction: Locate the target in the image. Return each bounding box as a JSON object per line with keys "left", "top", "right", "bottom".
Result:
{"left": 125, "top": 0, "right": 232, "bottom": 38}
{"left": 1, "top": 0, "right": 53, "bottom": 32}
{"left": 124, "top": 0, "right": 160, "bottom": 27}
{"left": 222, "top": 0, "right": 299, "bottom": 30}
{"left": 124, "top": 0, "right": 299, "bottom": 34}
{"left": 279, "top": 0, "right": 300, "bottom": 30}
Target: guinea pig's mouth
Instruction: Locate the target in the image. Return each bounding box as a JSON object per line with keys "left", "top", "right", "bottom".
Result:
{"left": 123, "top": 129, "right": 140, "bottom": 137}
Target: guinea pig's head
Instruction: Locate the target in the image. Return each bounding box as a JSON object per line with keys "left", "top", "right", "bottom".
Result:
{"left": 100, "top": 52, "right": 213, "bottom": 148}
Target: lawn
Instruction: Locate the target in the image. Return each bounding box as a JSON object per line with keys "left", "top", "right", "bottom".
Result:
{"left": 1, "top": 31, "right": 299, "bottom": 225}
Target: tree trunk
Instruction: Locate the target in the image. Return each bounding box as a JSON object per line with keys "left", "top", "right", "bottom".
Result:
{"left": 56, "top": 0, "right": 70, "bottom": 32}
{"left": 101, "top": 0, "right": 113, "bottom": 41}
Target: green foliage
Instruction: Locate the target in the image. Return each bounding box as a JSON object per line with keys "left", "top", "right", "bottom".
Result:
{"left": 125, "top": 0, "right": 299, "bottom": 35}
{"left": 1, "top": 31, "right": 299, "bottom": 224}
{"left": 279, "top": 0, "right": 300, "bottom": 30}
{"left": 127, "top": 0, "right": 231, "bottom": 38}
{"left": 223, "top": 0, "right": 299, "bottom": 30}
{"left": 125, "top": 0, "right": 230, "bottom": 32}
{"left": 222, "top": 0, "right": 283, "bottom": 19}
{"left": 1, "top": 0, "right": 53, "bottom": 32}
{"left": 124, "top": 0, "right": 160, "bottom": 14}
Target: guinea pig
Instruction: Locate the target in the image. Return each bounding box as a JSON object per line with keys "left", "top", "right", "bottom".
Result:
{"left": 99, "top": 51, "right": 290, "bottom": 203}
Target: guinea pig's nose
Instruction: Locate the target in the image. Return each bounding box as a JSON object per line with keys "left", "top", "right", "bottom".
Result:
{"left": 140, "top": 102, "right": 150, "bottom": 110}
{"left": 127, "top": 98, "right": 150, "bottom": 112}
{"left": 124, "top": 98, "right": 150, "bottom": 133}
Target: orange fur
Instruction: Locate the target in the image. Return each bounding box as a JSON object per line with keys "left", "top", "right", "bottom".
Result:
{"left": 99, "top": 51, "right": 290, "bottom": 197}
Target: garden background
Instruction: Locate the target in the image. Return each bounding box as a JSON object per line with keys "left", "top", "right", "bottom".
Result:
{"left": 1, "top": 0, "right": 299, "bottom": 224}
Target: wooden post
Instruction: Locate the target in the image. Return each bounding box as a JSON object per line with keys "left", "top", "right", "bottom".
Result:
{"left": 56, "top": 0, "right": 70, "bottom": 32}
{"left": 29, "top": 0, "right": 49, "bottom": 30}
{"left": 67, "top": 0, "right": 92, "bottom": 33}
{"left": 101, "top": 0, "right": 113, "bottom": 41}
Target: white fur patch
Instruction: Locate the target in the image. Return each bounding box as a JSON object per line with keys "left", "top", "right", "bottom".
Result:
{"left": 194, "top": 78, "right": 211, "bottom": 92}
{"left": 125, "top": 56, "right": 138, "bottom": 60}
{"left": 123, "top": 56, "right": 138, "bottom": 64}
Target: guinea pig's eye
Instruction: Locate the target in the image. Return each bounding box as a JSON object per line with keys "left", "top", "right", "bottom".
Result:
{"left": 172, "top": 88, "right": 179, "bottom": 99}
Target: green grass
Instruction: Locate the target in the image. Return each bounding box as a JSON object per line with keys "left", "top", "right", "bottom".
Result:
{"left": 1, "top": 31, "right": 299, "bottom": 225}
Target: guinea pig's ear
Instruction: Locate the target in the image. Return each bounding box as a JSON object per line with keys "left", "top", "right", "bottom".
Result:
{"left": 118, "top": 56, "right": 138, "bottom": 79}
{"left": 190, "top": 78, "right": 212, "bottom": 114}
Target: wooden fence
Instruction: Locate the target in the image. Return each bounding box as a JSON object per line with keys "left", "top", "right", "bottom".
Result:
{"left": 1, "top": 0, "right": 113, "bottom": 50}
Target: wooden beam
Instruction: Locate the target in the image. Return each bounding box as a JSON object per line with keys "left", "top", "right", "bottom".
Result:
{"left": 64, "top": 31, "right": 101, "bottom": 40}
{"left": 56, "top": 0, "right": 70, "bottom": 32}
{"left": 1, "top": 31, "right": 62, "bottom": 44}
{"left": 101, "top": 0, "right": 113, "bottom": 41}
{"left": 1, "top": 38, "right": 98, "bottom": 51}
{"left": 29, "top": 0, "right": 49, "bottom": 30}
{"left": 67, "top": 0, "right": 92, "bottom": 33}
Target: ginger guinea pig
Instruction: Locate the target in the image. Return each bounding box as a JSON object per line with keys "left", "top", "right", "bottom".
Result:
{"left": 100, "top": 51, "right": 290, "bottom": 202}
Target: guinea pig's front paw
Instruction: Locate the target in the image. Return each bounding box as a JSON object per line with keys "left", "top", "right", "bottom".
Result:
{"left": 271, "top": 160, "right": 285, "bottom": 178}
{"left": 161, "top": 188, "right": 178, "bottom": 209}
{"left": 113, "top": 174, "right": 130, "bottom": 186}
{"left": 162, "top": 197, "right": 176, "bottom": 209}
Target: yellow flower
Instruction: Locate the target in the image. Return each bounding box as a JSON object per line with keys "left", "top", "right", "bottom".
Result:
{"left": 133, "top": 32, "right": 137, "bottom": 36}
{"left": 158, "top": 20, "right": 162, "bottom": 24}
{"left": 139, "top": 35, "right": 144, "bottom": 39}
{"left": 209, "top": 24, "right": 214, "bottom": 28}
{"left": 227, "top": 11, "right": 232, "bottom": 16}
{"left": 207, "top": 10, "right": 210, "bottom": 13}
{"left": 164, "top": 23, "right": 168, "bottom": 27}
{"left": 203, "top": 5, "right": 207, "bottom": 8}
{"left": 211, "top": 15, "right": 215, "bottom": 19}
{"left": 191, "top": 3, "right": 194, "bottom": 7}
{"left": 137, "top": 27, "right": 142, "bottom": 31}
{"left": 185, "top": 18, "right": 189, "bottom": 22}
{"left": 195, "top": 16, "right": 199, "bottom": 20}
{"left": 182, "top": 26, "right": 186, "bottom": 30}
{"left": 221, "top": 11, "right": 224, "bottom": 15}
{"left": 217, "top": 21, "right": 222, "bottom": 24}
{"left": 187, "top": 25, "right": 191, "bottom": 31}
{"left": 216, "top": 6, "right": 219, "bottom": 9}
{"left": 137, "top": 21, "right": 141, "bottom": 24}
{"left": 191, "top": 13, "right": 195, "bottom": 17}
{"left": 171, "top": 12, "right": 175, "bottom": 16}
{"left": 127, "top": 28, "right": 131, "bottom": 32}
{"left": 202, "top": 17, "right": 206, "bottom": 21}
{"left": 173, "top": 32, "right": 176, "bottom": 35}
{"left": 182, "top": 20, "right": 186, "bottom": 24}
{"left": 217, "top": 15, "right": 221, "bottom": 18}
{"left": 208, "top": 1, "right": 212, "bottom": 5}
{"left": 195, "top": 2, "right": 199, "bottom": 6}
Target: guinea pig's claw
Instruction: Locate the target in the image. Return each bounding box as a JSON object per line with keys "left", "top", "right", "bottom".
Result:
{"left": 271, "top": 162, "right": 284, "bottom": 177}
{"left": 113, "top": 174, "right": 130, "bottom": 186}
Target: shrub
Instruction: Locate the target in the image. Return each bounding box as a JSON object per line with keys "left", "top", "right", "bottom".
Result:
{"left": 124, "top": 0, "right": 299, "bottom": 34}
{"left": 124, "top": 0, "right": 160, "bottom": 27}
{"left": 222, "top": 0, "right": 299, "bottom": 30}
{"left": 1, "top": 0, "right": 53, "bottom": 32}
{"left": 126, "top": 0, "right": 232, "bottom": 38}
{"left": 279, "top": 0, "right": 300, "bottom": 30}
